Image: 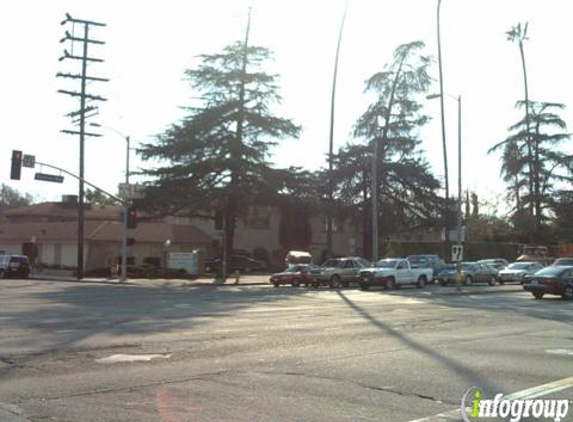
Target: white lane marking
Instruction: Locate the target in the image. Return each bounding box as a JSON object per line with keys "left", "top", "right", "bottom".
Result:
{"left": 547, "top": 349, "right": 573, "bottom": 357}
{"left": 407, "top": 376, "right": 573, "bottom": 422}
{"left": 96, "top": 353, "right": 171, "bottom": 364}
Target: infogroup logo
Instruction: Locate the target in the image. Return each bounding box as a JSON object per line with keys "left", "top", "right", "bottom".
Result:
{"left": 461, "top": 386, "right": 570, "bottom": 422}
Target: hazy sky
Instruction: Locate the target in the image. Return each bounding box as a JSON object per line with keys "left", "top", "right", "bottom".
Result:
{"left": 2, "top": 0, "right": 572, "bottom": 216}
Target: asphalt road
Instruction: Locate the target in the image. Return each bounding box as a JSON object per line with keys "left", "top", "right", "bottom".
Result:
{"left": 0, "top": 278, "right": 572, "bottom": 422}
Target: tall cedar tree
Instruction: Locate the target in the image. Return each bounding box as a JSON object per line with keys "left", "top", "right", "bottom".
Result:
{"left": 332, "top": 41, "right": 441, "bottom": 258}
{"left": 138, "top": 17, "right": 300, "bottom": 258}
{"left": 490, "top": 101, "right": 572, "bottom": 238}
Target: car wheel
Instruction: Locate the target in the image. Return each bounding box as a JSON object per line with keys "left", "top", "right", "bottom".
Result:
{"left": 360, "top": 284, "right": 370, "bottom": 291}
{"left": 464, "top": 276, "right": 473, "bottom": 286}
{"left": 0, "top": 269, "right": 4, "bottom": 279}
{"left": 272, "top": 282, "right": 279, "bottom": 288}
{"left": 292, "top": 279, "right": 300, "bottom": 287}
{"left": 533, "top": 292, "right": 544, "bottom": 300}
{"left": 416, "top": 276, "right": 426, "bottom": 289}
{"left": 330, "top": 275, "right": 342, "bottom": 289}
{"left": 498, "top": 280, "right": 505, "bottom": 285}
{"left": 245, "top": 267, "right": 252, "bottom": 274}
{"left": 488, "top": 276, "right": 496, "bottom": 286}
{"left": 562, "top": 284, "right": 573, "bottom": 300}
{"left": 439, "top": 279, "right": 448, "bottom": 287}
{"left": 385, "top": 277, "right": 395, "bottom": 290}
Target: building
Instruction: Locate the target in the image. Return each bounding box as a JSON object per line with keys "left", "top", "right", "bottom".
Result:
{"left": 0, "top": 196, "right": 213, "bottom": 271}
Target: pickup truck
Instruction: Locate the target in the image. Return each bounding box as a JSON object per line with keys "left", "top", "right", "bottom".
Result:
{"left": 358, "top": 258, "right": 433, "bottom": 290}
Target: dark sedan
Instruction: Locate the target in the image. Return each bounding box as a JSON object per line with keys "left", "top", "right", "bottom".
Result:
{"left": 204, "top": 255, "right": 266, "bottom": 274}
{"left": 523, "top": 266, "right": 573, "bottom": 300}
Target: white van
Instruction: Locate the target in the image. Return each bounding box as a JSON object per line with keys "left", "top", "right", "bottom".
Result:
{"left": 285, "top": 251, "right": 312, "bottom": 267}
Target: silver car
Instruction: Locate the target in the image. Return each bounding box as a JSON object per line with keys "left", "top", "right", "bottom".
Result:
{"left": 497, "top": 261, "right": 543, "bottom": 284}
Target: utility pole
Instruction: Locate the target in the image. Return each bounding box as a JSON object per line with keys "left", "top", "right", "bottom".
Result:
{"left": 58, "top": 13, "right": 108, "bottom": 280}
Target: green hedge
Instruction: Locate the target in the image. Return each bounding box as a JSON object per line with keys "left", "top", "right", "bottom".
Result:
{"left": 385, "top": 241, "right": 520, "bottom": 262}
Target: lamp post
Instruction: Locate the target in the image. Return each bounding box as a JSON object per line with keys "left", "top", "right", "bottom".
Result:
{"left": 90, "top": 123, "right": 130, "bottom": 282}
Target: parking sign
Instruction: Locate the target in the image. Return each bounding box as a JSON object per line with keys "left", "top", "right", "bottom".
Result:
{"left": 451, "top": 245, "right": 463, "bottom": 262}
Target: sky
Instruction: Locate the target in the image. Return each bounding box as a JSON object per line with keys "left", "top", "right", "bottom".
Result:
{"left": 1, "top": 0, "right": 572, "bottom": 216}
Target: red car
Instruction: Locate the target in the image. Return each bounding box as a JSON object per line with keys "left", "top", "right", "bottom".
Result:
{"left": 270, "top": 264, "right": 312, "bottom": 287}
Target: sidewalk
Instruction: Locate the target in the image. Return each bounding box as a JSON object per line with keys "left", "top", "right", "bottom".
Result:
{"left": 30, "top": 269, "right": 270, "bottom": 287}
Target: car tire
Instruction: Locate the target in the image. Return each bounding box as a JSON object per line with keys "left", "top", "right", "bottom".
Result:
{"left": 272, "top": 282, "right": 279, "bottom": 288}
{"left": 498, "top": 280, "right": 505, "bottom": 285}
{"left": 533, "top": 292, "right": 544, "bottom": 300}
{"left": 292, "top": 279, "right": 300, "bottom": 287}
{"left": 562, "top": 284, "right": 573, "bottom": 300}
{"left": 385, "top": 277, "right": 395, "bottom": 290}
{"left": 439, "top": 280, "right": 448, "bottom": 287}
{"left": 488, "top": 276, "right": 496, "bottom": 286}
{"left": 360, "top": 284, "right": 370, "bottom": 291}
{"left": 330, "top": 275, "right": 342, "bottom": 289}
{"left": 245, "top": 267, "right": 252, "bottom": 274}
{"left": 416, "top": 276, "right": 426, "bottom": 289}
{"left": 464, "top": 276, "right": 473, "bottom": 286}
{"left": 0, "top": 269, "right": 4, "bottom": 279}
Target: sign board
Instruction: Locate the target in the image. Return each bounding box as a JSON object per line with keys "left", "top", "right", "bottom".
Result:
{"left": 35, "top": 173, "right": 64, "bottom": 183}
{"left": 451, "top": 244, "right": 464, "bottom": 262}
{"left": 167, "top": 252, "right": 198, "bottom": 276}
{"left": 118, "top": 183, "right": 146, "bottom": 199}
{"left": 22, "top": 154, "right": 35, "bottom": 168}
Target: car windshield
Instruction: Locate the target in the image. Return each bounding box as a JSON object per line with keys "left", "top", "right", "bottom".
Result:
{"left": 507, "top": 263, "right": 531, "bottom": 270}
{"left": 554, "top": 259, "right": 573, "bottom": 266}
{"left": 441, "top": 264, "right": 456, "bottom": 271}
{"left": 284, "top": 265, "right": 303, "bottom": 273}
{"left": 375, "top": 259, "right": 399, "bottom": 268}
{"left": 534, "top": 267, "right": 564, "bottom": 277}
{"left": 9, "top": 257, "right": 28, "bottom": 264}
{"left": 322, "top": 259, "right": 343, "bottom": 268}
{"left": 461, "top": 263, "right": 477, "bottom": 270}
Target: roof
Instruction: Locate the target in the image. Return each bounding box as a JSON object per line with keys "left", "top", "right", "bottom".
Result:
{"left": 4, "top": 202, "right": 123, "bottom": 221}
{"left": 0, "top": 221, "right": 213, "bottom": 245}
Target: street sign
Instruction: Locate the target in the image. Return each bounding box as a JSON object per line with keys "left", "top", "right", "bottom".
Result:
{"left": 35, "top": 173, "right": 64, "bottom": 183}
{"left": 451, "top": 244, "right": 464, "bottom": 262}
{"left": 22, "top": 154, "right": 35, "bottom": 168}
{"left": 118, "top": 183, "right": 146, "bottom": 199}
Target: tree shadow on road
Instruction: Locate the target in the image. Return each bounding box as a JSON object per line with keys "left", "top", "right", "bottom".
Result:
{"left": 335, "top": 289, "right": 504, "bottom": 395}
{"left": 0, "top": 282, "right": 315, "bottom": 375}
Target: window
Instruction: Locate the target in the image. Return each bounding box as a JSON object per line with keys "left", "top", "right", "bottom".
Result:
{"left": 244, "top": 207, "right": 271, "bottom": 229}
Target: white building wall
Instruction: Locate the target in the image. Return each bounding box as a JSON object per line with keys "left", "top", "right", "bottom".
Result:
{"left": 41, "top": 244, "right": 56, "bottom": 265}
{"left": 61, "top": 244, "right": 77, "bottom": 267}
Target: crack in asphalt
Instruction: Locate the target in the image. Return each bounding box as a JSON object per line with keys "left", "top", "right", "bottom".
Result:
{"left": 15, "top": 369, "right": 239, "bottom": 404}
{"left": 255, "top": 370, "right": 458, "bottom": 405}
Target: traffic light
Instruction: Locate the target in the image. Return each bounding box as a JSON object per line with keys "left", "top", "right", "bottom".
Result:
{"left": 10, "top": 150, "right": 22, "bottom": 180}
{"left": 127, "top": 204, "right": 137, "bottom": 229}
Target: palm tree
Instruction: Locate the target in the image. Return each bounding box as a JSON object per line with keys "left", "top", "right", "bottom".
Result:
{"left": 506, "top": 22, "right": 533, "bottom": 214}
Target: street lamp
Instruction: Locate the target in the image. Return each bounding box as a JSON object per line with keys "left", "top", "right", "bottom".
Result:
{"left": 90, "top": 122, "right": 131, "bottom": 282}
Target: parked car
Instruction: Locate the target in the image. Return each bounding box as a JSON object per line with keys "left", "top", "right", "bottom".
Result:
{"left": 497, "top": 261, "right": 544, "bottom": 284}
{"left": 0, "top": 254, "right": 31, "bottom": 279}
{"left": 437, "top": 262, "right": 498, "bottom": 286}
{"left": 478, "top": 258, "right": 510, "bottom": 270}
{"left": 270, "top": 264, "right": 313, "bottom": 287}
{"left": 552, "top": 257, "right": 573, "bottom": 266}
{"left": 204, "top": 255, "right": 266, "bottom": 274}
{"left": 359, "top": 258, "right": 433, "bottom": 290}
{"left": 284, "top": 251, "right": 313, "bottom": 267}
{"left": 523, "top": 265, "right": 573, "bottom": 300}
{"left": 308, "top": 257, "right": 371, "bottom": 288}
{"left": 406, "top": 254, "right": 446, "bottom": 281}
